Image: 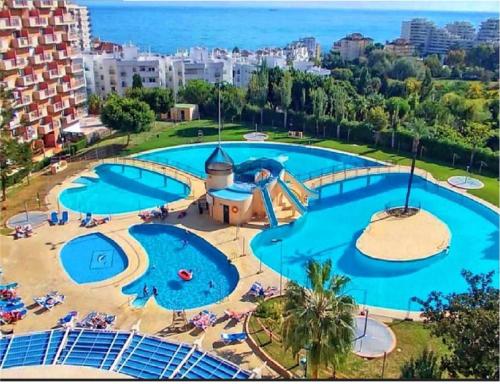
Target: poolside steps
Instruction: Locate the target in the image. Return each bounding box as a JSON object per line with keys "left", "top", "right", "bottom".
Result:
{"left": 0, "top": 329, "right": 251, "bottom": 379}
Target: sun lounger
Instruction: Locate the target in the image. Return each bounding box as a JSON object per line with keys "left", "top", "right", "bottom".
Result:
{"left": 59, "top": 211, "right": 69, "bottom": 225}
{"left": 221, "top": 332, "right": 248, "bottom": 344}
{"left": 224, "top": 309, "right": 248, "bottom": 322}
{"left": 49, "top": 211, "right": 59, "bottom": 226}
{"left": 80, "top": 213, "right": 92, "bottom": 227}
{"left": 0, "top": 299, "right": 25, "bottom": 311}
{"left": 34, "top": 292, "right": 65, "bottom": 310}
{"left": 59, "top": 311, "right": 78, "bottom": 328}
{"left": 0, "top": 297, "right": 22, "bottom": 307}
{"left": 0, "top": 308, "right": 27, "bottom": 324}
{"left": 248, "top": 282, "right": 278, "bottom": 298}
{"left": 190, "top": 310, "right": 217, "bottom": 330}
{"left": 0, "top": 285, "right": 18, "bottom": 300}
{"left": 77, "top": 312, "right": 116, "bottom": 329}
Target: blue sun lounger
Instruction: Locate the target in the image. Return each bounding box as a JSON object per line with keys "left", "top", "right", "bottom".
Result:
{"left": 48, "top": 211, "right": 59, "bottom": 226}
{"left": 59, "top": 211, "right": 69, "bottom": 225}
{"left": 221, "top": 332, "right": 248, "bottom": 344}
{"left": 0, "top": 300, "right": 25, "bottom": 312}
{"left": 0, "top": 297, "right": 22, "bottom": 307}
{"left": 80, "top": 213, "right": 92, "bottom": 227}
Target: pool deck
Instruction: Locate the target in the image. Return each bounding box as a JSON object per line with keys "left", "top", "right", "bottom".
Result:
{"left": 2, "top": 155, "right": 496, "bottom": 379}
{"left": 356, "top": 210, "right": 451, "bottom": 261}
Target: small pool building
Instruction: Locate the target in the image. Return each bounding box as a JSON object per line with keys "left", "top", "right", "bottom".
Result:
{"left": 204, "top": 145, "right": 316, "bottom": 226}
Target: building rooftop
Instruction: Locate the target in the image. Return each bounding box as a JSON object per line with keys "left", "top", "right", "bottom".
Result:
{"left": 205, "top": 146, "right": 234, "bottom": 175}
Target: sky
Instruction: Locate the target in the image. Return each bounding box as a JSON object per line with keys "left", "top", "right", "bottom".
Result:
{"left": 79, "top": 0, "right": 500, "bottom": 13}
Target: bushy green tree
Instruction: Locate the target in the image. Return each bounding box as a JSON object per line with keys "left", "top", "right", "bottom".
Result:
{"left": 247, "top": 64, "right": 269, "bottom": 126}
{"left": 101, "top": 94, "right": 155, "bottom": 146}
{"left": 132, "top": 73, "right": 143, "bottom": 89}
{"left": 178, "top": 80, "right": 214, "bottom": 115}
{"left": 126, "top": 87, "right": 174, "bottom": 116}
{"left": 87, "top": 93, "right": 102, "bottom": 115}
{"left": 278, "top": 71, "right": 293, "bottom": 128}
{"left": 413, "top": 270, "right": 499, "bottom": 380}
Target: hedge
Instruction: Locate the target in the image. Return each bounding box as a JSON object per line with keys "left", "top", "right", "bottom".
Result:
{"left": 239, "top": 105, "right": 499, "bottom": 175}
{"left": 69, "top": 137, "right": 87, "bottom": 155}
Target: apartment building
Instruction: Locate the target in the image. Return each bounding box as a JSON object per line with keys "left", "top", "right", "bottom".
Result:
{"left": 332, "top": 33, "right": 373, "bottom": 61}
{"left": 87, "top": 44, "right": 166, "bottom": 97}
{"left": 445, "top": 21, "right": 475, "bottom": 40}
{"left": 0, "top": 0, "right": 86, "bottom": 159}
{"left": 384, "top": 38, "right": 415, "bottom": 57}
{"left": 67, "top": 3, "right": 90, "bottom": 51}
{"left": 476, "top": 18, "right": 499, "bottom": 45}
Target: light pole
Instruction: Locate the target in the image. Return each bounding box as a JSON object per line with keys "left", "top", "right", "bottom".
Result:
{"left": 271, "top": 238, "right": 283, "bottom": 295}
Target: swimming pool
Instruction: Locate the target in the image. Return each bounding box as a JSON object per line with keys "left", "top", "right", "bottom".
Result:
{"left": 137, "top": 142, "right": 380, "bottom": 180}
{"left": 60, "top": 233, "right": 129, "bottom": 284}
{"left": 122, "top": 224, "right": 239, "bottom": 310}
{"left": 251, "top": 173, "right": 499, "bottom": 311}
{"left": 59, "top": 164, "right": 190, "bottom": 215}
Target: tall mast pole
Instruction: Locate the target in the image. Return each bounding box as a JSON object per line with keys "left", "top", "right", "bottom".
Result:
{"left": 218, "top": 82, "right": 221, "bottom": 146}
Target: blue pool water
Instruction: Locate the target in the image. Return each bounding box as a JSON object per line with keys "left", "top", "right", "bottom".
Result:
{"left": 251, "top": 173, "right": 499, "bottom": 311}
{"left": 123, "top": 224, "right": 239, "bottom": 310}
{"left": 60, "top": 233, "right": 129, "bottom": 284}
{"left": 59, "top": 164, "right": 190, "bottom": 214}
{"left": 137, "top": 142, "right": 379, "bottom": 181}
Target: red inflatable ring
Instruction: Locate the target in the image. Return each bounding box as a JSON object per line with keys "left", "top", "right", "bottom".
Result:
{"left": 178, "top": 269, "right": 193, "bottom": 281}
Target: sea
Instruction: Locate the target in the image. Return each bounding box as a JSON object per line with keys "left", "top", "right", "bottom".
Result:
{"left": 78, "top": 1, "right": 498, "bottom": 54}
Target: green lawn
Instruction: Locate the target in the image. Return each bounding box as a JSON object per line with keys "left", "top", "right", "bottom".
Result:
{"left": 88, "top": 119, "right": 499, "bottom": 206}
{"left": 248, "top": 313, "right": 448, "bottom": 379}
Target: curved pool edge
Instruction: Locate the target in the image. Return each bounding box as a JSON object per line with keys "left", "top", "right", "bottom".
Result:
{"left": 58, "top": 231, "right": 132, "bottom": 287}
{"left": 122, "top": 223, "right": 243, "bottom": 312}
{"left": 130, "top": 140, "right": 389, "bottom": 172}
{"left": 56, "top": 163, "right": 193, "bottom": 217}
{"left": 248, "top": 171, "right": 499, "bottom": 319}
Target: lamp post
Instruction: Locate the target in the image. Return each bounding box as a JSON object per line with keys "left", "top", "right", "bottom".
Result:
{"left": 271, "top": 238, "right": 283, "bottom": 295}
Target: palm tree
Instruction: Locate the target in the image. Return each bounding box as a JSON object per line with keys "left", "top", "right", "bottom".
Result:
{"left": 403, "top": 119, "right": 432, "bottom": 213}
{"left": 281, "top": 260, "right": 356, "bottom": 379}
{"left": 400, "top": 348, "right": 443, "bottom": 379}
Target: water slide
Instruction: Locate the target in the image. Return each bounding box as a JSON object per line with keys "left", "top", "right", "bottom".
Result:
{"left": 277, "top": 178, "right": 306, "bottom": 215}
{"left": 260, "top": 186, "right": 278, "bottom": 228}
{"left": 283, "top": 171, "right": 318, "bottom": 198}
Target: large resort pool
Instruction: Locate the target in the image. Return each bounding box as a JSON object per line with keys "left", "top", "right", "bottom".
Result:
{"left": 251, "top": 173, "right": 499, "bottom": 311}
{"left": 55, "top": 142, "right": 499, "bottom": 313}
{"left": 136, "top": 142, "right": 379, "bottom": 180}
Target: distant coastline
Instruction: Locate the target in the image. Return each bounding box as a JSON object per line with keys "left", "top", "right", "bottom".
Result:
{"left": 82, "top": 1, "right": 498, "bottom": 54}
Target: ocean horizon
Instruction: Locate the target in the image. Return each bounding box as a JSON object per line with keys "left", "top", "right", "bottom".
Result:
{"left": 79, "top": 1, "right": 498, "bottom": 54}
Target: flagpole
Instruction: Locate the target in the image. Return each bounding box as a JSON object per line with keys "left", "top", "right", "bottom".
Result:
{"left": 218, "top": 82, "right": 221, "bottom": 146}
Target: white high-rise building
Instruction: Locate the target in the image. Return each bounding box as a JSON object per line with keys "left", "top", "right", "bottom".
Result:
{"left": 445, "top": 21, "right": 476, "bottom": 40}
{"left": 68, "top": 3, "right": 91, "bottom": 52}
{"left": 476, "top": 18, "right": 499, "bottom": 45}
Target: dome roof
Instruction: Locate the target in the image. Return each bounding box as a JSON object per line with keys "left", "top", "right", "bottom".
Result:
{"left": 205, "top": 146, "right": 234, "bottom": 175}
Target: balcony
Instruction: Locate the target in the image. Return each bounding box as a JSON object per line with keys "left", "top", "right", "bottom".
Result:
{"left": 16, "top": 73, "right": 41, "bottom": 87}
{"left": 63, "top": 31, "right": 78, "bottom": 42}
{"left": 50, "top": 13, "right": 73, "bottom": 26}
{"left": 38, "top": 121, "right": 54, "bottom": 135}
{"left": 39, "top": 33, "right": 62, "bottom": 45}
{"left": 27, "top": 108, "right": 47, "bottom": 123}
{"left": 69, "top": 77, "right": 85, "bottom": 91}
{"left": 62, "top": 113, "right": 77, "bottom": 126}
{"left": 0, "top": 57, "right": 27, "bottom": 71}
{"left": 0, "top": 37, "right": 9, "bottom": 53}
{"left": 23, "top": 16, "right": 49, "bottom": 28}
{"left": 44, "top": 66, "right": 65, "bottom": 80}
{"left": 33, "top": 86, "right": 56, "bottom": 100}
{"left": 53, "top": 49, "right": 69, "bottom": 60}
{"left": 0, "top": 16, "right": 22, "bottom": 30}
{"left": 48, "top": 99, "right": 69, "bottom": 113}
{"left": 35, "top": 0, "right": 58, "bottom": 8}
{"left": 23, "top": 126, "right": 38, "bottom": 142}
{"left": 7, "top": 0, "right": 30, "bottom": 9}
{"left": 31, "top": 52, "right": 53, "bottom": 65}
{"left": 13, "top": 91, "right": 33, "bottom": 107}
{"left": 12, "top": 36, "right": 34, "bottom": 49}
{"left": 70, "top": 92, "right": 86, "bottom": 106}
{"left": 66, "top": 62, "right": 83, "bottom": 74}
{"left": 56, "top": 82, "right": 70, "bottom": 93}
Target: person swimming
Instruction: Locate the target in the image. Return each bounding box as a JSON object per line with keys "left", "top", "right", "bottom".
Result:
{"left": 152, "top": 286, "right": 159, "bottom": 296}
{"left": 181, "top": 239, "right": 189, "bottom": 247}
{"left": 143, "top": 284, "right": 149, "bottom": 297}
{"left": 208, "top": 280, "right": 215, "bottom": 289}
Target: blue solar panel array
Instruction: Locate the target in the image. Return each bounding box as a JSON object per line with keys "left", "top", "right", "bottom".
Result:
{"left": 0, "top": 329, "right": 251, "bottom": 379}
